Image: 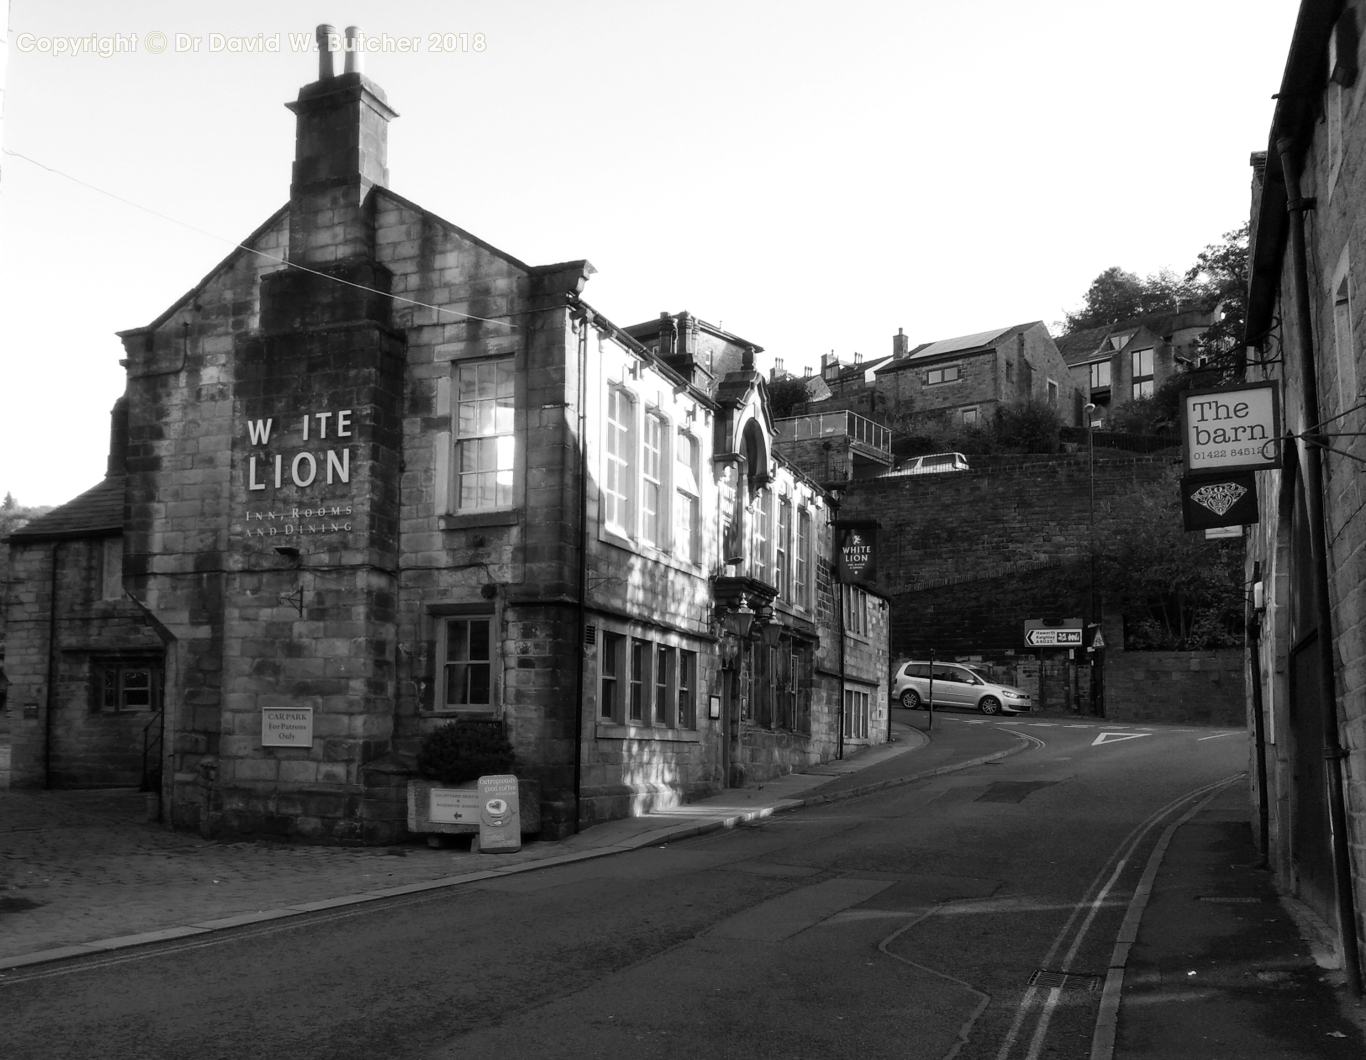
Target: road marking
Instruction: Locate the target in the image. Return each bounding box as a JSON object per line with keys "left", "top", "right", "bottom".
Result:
{"left": 1063, "top": 725, "right": 1091, "bottom": 728}
{"left": 994, "top": 773, "right": 1243, "bottom": 1060}
{"left": 1091, "top": 732, "right": 1152, "bottom": 746}
{"left": 1197, "top": 732, "right": 1240, "bottom": 741}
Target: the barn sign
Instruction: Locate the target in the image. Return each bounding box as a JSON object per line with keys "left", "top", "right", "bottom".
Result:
{"left": 1181, "top": 382, "right": 1280, "bottom": 474}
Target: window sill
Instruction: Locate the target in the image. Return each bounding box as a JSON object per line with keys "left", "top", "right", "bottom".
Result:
{"left": 596, "top": 723, "right": 701, "bottom": 743}
{"left": 440, "top": 509, "right": 521, "bottom": 530}
{"left": 428, "top": 707, "right": 499, "bottom": 718}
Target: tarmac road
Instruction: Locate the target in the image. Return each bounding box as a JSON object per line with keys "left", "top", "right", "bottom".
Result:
{"left": 3, "top": 718, "right": 1252, "bottom": 1059}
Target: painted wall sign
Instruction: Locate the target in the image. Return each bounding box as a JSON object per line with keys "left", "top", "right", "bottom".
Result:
{"left": 244, "top": 409, "right": 355, "bottom": 494}
{"left": 240, "top": 407, "right": 358, "bottom": 543}
{"left": 837, "top": 525, "right": 877, "bottom": 583}
{"left": 261, "top": 706, "right": 314, "bottom": 747}
{"left": 476, "top": 774, "right": 522, "bottom": 853}
{"left": 1181, "top": 383, "right": 1280, "bottom": 473}
{"left": 1181, "top": 471, "right": 1259, "bottom": 531}
{"left": 242, "top": 505, "right": 354, "bottom": 539}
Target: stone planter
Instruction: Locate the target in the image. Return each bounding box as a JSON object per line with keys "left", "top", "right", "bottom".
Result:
{"left": 406, "top": 777, "right": 541, "bottom": 837}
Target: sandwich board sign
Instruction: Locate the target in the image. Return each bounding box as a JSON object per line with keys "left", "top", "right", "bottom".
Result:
{"left": 476, "top": 774, "right": 522, "bottom": 853}
{"left": 1024, "top": 618, "right": 1084, "bottom": 648}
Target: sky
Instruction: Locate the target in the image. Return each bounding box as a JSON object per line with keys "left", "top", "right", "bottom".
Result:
{"left": 1, "top": 0, "right": 1302, "bottom": 507}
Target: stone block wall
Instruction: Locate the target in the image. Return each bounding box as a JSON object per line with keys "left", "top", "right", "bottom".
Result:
{"left": 840, "top": 453, "right": 1172, "bottom": 602}
{"left": 5, "top": 534, "right": 164, "bottom": 789}
{"left": 1104, "top": 649, "right": 1244, "bottom": 725}
{"left": 877, "top": 350, "right": 1000, "bottom": 423}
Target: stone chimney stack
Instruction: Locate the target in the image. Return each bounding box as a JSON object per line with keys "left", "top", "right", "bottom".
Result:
{"left": 893, "top": 327, "right": 909, "bottom": 358}
{"left": 284, "top": 24, "right": 397, "bottom": 267}
{"left": 106, "top": 396, "right": 129, "bottom": 477}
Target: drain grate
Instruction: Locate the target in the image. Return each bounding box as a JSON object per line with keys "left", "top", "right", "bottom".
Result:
{"left": 1197, "top": 896, "right": 1265, "bottom": 904}
{"left": 1028, "top": 969, "right": 1103, "bottom": 991}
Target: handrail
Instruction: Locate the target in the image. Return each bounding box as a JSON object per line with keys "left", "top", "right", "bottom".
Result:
{"left": 774, "top": 411, "right": 891, "bottom": 453}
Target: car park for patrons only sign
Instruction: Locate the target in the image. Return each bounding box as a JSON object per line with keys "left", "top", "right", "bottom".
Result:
{"left": 1023, "top": 619, "right": 1084, "bottom": 647}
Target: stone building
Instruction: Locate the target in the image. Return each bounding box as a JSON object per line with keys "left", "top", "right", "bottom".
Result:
{"left": 1057, "top": 307, "right": 1222, "bottom": 426}
{"left": 1241, "top": 0, "right": 1366, "bottom": 990}
{"left": 874, "top": 322, "right": 1084, "bottom": 429}
{"left": 3, "top": 31, "right": 888, "bottom": 840}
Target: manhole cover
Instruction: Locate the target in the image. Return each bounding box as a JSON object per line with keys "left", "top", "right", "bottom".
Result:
{"left": 1028, "top": 969, "right": 1103, "bottom": 991}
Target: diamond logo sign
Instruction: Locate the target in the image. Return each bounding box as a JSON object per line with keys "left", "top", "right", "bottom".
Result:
{"left": 1191, "top": 481, "right": 1247, "bottom": 517}
{"left": 1181, "top": 471, "right": 1258, "bottom": 532}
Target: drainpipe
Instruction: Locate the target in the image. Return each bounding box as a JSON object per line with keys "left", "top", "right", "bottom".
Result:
{"left": 44, "top": 542, "right": 62, "bottom": 788}
{"left": 833, "top": 507, "right": 845, "bottom": 760}
{"left": 572, "top": 307, "right": 591, "bottom": 834}
{"left": 1247, "top": 560, "right": 1270, "bottom": 868}
{"left": 1278, "top": 137, "right": 1363, "bottom": 995}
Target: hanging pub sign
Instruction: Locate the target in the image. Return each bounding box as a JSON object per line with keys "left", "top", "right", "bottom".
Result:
{"left": 1181, "top": 382, "right": 1281, "bottom": 474}
{"left": 1180, "top": 471, "right": 1260, "bottom": 531}
{"left": 837, "top": 522, "right": 878, "bottom": 583}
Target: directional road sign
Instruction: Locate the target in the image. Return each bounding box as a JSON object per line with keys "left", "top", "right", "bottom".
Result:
{"left": 1024, "top": 626, "right": 1083, "bottom": 647}
{"left": 1023, "top": 618, "right": 1084, "bottom": 648}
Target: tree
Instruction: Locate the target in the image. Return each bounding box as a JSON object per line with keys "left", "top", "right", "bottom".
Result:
{"left": 1064, "top": 267, "right": 1146, "bottom": 333}
{"left": 1, "top": 492, "right": 51, "bottom": 537}
{"left": 1103, "top": 371, "right": 1188, "bottom": 436}
{"left": 892, "top": 399, "right": 1062, "bottom": 458}
{"left": 1097, "top": 467, "right": 1245, "bottom": 649}
{"left": 766, "top": 377, "right": 811, "bottom": 419}
{"left": 1184, "top": 223, "right": 1250, "bottom": 383}
{"left": 1061, "top": 225, "right": 1249, "bottom": 346}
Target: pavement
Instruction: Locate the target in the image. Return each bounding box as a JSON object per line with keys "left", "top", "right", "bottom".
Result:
{"left": 2, "top": 712, "right": 1364, "bottom": 1058}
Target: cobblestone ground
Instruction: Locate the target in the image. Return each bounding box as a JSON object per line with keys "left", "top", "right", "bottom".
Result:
{"left": 0, "top": 785, "right": 518, "bottom": 959}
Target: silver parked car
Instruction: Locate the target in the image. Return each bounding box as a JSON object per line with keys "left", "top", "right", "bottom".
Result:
{"left": 892, "top": 661, "right": 1032, "bottom": 715}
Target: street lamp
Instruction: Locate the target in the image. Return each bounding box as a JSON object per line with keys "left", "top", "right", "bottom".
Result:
{"left": 1083, "top": 403, "right": 1101, "bottom": 716}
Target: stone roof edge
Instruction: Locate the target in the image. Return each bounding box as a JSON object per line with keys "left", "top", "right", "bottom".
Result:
{"left": 117, "top": 204, "right": 292, "bottom": 338}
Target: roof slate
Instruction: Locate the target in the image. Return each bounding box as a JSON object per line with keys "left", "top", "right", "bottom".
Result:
{"left": 7, "top": 477, "right": 125, "bottom": 542}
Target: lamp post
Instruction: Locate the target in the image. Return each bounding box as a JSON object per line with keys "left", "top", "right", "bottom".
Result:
{"left": 1083, "top": 402, "right": 1101, "bottom": 717}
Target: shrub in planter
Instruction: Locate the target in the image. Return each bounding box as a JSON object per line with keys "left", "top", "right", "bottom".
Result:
{"left": 415, "top": 718, "right": 515, "bottom": 786}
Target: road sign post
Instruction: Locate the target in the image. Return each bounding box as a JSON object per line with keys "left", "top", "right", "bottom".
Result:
{"left": 1023, "top": 620, "right": 1084, "bottom": 712}
{"left": 926, "top": 648, "right": 935, "bottom": 731}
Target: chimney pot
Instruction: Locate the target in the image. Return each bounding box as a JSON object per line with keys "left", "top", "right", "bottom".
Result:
{"left": 344, "top": 26, "right": 363, "bottom": 74}
{"left": 316, "top": 24, "right": 336, "bottom": 80}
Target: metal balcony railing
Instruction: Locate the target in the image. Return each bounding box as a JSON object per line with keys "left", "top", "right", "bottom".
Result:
{"left": 774, "top": 411, "right": 891, "bottom": 453}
